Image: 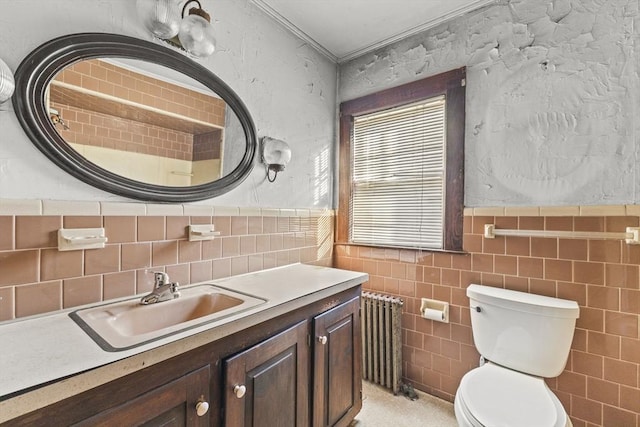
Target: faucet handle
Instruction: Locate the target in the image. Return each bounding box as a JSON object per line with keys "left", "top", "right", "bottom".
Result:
{"left": 151, "top": 271, "right": 170, "bottom": 287}
{"left": 171, "top": 282, "right": 181, "bottom": 299}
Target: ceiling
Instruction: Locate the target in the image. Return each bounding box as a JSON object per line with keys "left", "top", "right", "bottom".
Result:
{"left": 251, "top": 0, "right": 496, "bottom": 63}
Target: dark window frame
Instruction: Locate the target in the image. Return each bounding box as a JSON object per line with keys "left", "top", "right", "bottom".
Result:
{"left": 337, "top": 67, "right": 466, "bottom": 252}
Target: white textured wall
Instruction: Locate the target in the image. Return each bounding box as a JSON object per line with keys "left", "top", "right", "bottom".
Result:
{"left": 0, "top": 0, "right": 336, "bottom": 209}
{"left": 339, "top": 0, "right": 639, "bottom": 206}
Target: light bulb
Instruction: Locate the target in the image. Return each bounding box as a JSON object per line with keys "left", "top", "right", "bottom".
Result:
{"left": 178, "top": 13, "right": 216, "bottom": 58}
{"left": 0, "top": 58, "right": 14, "bottom": 104}
{"left": 136, "top": 0, "right": 180, "bottom": 39}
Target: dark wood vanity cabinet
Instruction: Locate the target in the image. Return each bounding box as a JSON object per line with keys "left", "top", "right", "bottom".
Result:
{"left": 5, "top": 364, "right": 213, "bottom": 427}
{"left": 312, "top": 297, "right": 361, "bottom": 427}
{"left": 221, "top": 296, "right": 361, "bottom": 427}
{"left": 3, "top": 286, "right": 362, "bottom": 427}
{"left": 75, "top": 365, "right": 211, "bottom": 427}
{"left": 223, "top": 321, "right": 310, "bottom": 426}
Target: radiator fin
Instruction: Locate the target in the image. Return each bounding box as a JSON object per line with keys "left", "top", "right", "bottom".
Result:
{"left": 360, "top": 292, "right": 403, "bottom": 394}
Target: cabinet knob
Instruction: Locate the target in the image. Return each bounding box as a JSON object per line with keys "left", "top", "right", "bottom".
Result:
{"left": 195, "top": 400, "right": 209, "bottom": 417}
{"left": 233, "top": 384, "right": 247, "bottom": 398}
{"left": 318, "top": 335, "right": 328, "bottom": 345}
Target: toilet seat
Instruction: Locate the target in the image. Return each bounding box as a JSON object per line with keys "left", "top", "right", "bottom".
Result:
{"left": 456, "top": 363, "right": 568, "bottom": 427}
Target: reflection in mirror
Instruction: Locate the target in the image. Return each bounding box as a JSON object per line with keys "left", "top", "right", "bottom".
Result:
{"left": 47, "top": 58, "right": 235, "bottom": 187}
{"left": 13, "top": 33, "right": 256, "bottom": 202}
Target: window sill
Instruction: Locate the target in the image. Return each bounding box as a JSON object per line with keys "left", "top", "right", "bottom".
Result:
{"left": 333, "top": 241, "right": 467, "bottom": 256}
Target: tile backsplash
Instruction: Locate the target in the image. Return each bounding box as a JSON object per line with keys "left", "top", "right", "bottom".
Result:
{"left": 0, "top": 201, "right": 334, "bottom": 321}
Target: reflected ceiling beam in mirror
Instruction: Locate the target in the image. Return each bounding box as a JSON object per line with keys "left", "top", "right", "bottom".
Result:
{"left": 49, "top": 81, "right": 223, "bottom": 135}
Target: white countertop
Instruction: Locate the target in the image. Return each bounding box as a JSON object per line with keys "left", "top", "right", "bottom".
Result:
{"left": 0, "top": 263, "right": 367, "bottom": 422}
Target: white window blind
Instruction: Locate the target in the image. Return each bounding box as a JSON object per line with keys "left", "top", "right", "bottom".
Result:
{"left": 350, "top": 95, "right": 446, "bottom": 249}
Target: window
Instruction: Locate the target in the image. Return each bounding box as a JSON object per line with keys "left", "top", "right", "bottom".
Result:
{"left": 337, "top": 68, "right": 465, "bottom": 251}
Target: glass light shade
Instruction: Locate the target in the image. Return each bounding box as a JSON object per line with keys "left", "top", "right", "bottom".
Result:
{"left": 0, "top": 58, "right": 14, "bottom": 103}
{"left": 178, "top": 14, "right": 216, "bottom": 58}
{"left": 136, "top": 0, "right": 180, "bottom": 39}
{"left": 262, "top": 138, "right": 292, "bottom": 171}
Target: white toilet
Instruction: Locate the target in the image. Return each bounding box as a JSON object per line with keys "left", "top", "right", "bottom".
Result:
{"left": 454, "top": 284, "right": 580, "bottom": 427}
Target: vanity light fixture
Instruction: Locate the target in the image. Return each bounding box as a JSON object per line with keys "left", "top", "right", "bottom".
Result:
{"left": 136, "top": 0, "right": 216, "bottom": 58}
{"left": 261, "top": 137, "right": 292, "bottom": 182}
{"left": 0, "top": 58, "right": 15, "bottom": 104}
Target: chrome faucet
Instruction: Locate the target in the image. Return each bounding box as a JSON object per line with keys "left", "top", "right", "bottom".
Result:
{"left": 140, "top": 272, "right": 181, "bottom": 305}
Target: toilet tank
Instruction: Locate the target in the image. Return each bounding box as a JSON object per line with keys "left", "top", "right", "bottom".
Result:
{"left": 467, "top": 284, "right": 579, "bottom": 378}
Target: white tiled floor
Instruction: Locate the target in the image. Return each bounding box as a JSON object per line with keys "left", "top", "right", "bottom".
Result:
{"left": 350, "top": 382, "right": 458, "bottom": 427}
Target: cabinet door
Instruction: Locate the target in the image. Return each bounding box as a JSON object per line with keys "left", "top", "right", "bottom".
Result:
{"left": 313, "top": 297, "right": 362, "bottom": 427}
{"left": 224, "top": 320, "right": 309, "bottom": 427}
{"left": 73, "top": 365, "right": 211, "bottom": 427}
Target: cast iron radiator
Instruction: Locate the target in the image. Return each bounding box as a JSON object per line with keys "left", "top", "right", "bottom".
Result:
{"left": 360, "top": 291, "right": 403, "bottom": 394}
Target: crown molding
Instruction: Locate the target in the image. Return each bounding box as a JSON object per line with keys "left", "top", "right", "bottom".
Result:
{"left": 251, "top": 0, "right": 338, "bottom": 63}
{"left": 251, "top": 0, "right": 496, "bottom": 64}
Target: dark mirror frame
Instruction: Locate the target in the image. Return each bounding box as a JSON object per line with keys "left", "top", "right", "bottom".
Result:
{"left": 12, "top": 33, "right": 257, "bottom": 202}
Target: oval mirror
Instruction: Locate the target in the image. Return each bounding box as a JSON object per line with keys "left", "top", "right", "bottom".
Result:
{"left": 13, "top": 33, "right": 257, "bottom": 202}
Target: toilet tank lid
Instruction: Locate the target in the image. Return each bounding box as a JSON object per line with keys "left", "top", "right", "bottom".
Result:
{"left": 467, "top": 284, "right": 579, "bottom": 319}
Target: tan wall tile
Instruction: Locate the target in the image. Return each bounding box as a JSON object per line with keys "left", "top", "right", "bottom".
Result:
{"left": 575, "top": 217, "right": 605, "bottom": 232}
{"left": 15, "top": 216, "right": 61, "bottom": 249}
{"left": 588, "top": 331, "right": 620, "bottom": 358}
{"left": 505, "top": 236, "right": 530, "bottom": 256}
{"left": 202, "top": 238, "right": 222, "bottom": 259}
{"left": 577, "top": 307, "right": 604, "bottom": 332}
{"left": 545, "top": 259, "right": 572, "bottom": 281}
{"left": 605, "top": 264, "right": 639, "bottom": 289}
{"left": 0, "top": 287, "right": 14, "bottom": 321}
{"left": 41, "top": 249, "right": 83, "bottom": 280}
{"left": 570, "top": 395, "right": 602, "bottom": 425}
{"left": 531, "top": 237, "right": 558, "bottom": 258}
{"left": 191, "top": 260, "right": 213, "bottom": 282}
{"left": 518, "top": 257, "right": 543, "bottom": 278}
{"left": 482, "top": 236, "right": 505, "bottom": 254}
{"left": 166, "top": 216, "right": 189, "bottom": 240}
{"left": 152, "top": 241, "right": 178, "bottom": 266}
{"left": 104, "top": 216, "right": 136, "bottom": 243}
{"left": 605, "top": 311, "right": 639, "bottom": 338}
{"left": 573, "top": 261, "right": 605, "bottom": 285}
{"left": 121, "top": 243, "right": 151, "bottom": 270}
{"left": 587, "top": 286, "right": 619, "bottom": 311}
{"left": 589, "top": 240, "right": 621, "bottom": 263}
{"left": 178, "top": 240, "right": 201, "bottom": 263}
{"left": 231, "top": 216, "right": 248, "bottom": 235}
{"left": 0, "top": 216, "right": 14, "bottom": 250}
{"left": 166, "top": 263, "right": 189, "bottom": 285}
{"left": 557, "top": 282, "right": 587, "bottom": 306}
{"left": 103, "top": 271, "right": 136, "bottom": 300}
{"left": 0, "top": 250, "right": 39, "bottom": 286}
{"left": 85, "top": 245, "right": 120, "bottom": 275}
{"left": 231, "top": 256, "right": 249, "bottom": 276}
{"left": 619, "top": 385, "right": 640, "bottom": 413}
{"left": 602, "top": 405, "right": 637, "bottom": 427}
{"left": 15, "top": 281, "right": 62, "bottom": 317}
{"left": 248, "top": 216, "right": 263, "bottom": 234}
{"left": 529, "top": 278, "right": 556, "bottom": 297}
{"left": 559, "top": 239, "right": 588, "bottom": 261}
{"left": 572, "top": 351, "right": 603, "bottom": 378}
{"left": 587, "top": 377, "right": 619, "bottom": 406}
{"left": 620, "top": 289, "right": 640, "bottom": 314}
{"left": 557, "top": 370, "right": 586, "bottom": 397}
{"left": 63, "top": 275, "right": 102, "bottom": 308}
{"left": 64, "top": 216, "right": 102, "bottom": 229}
{"left": 604, "top": 357, "right": 638, "bottom": 388}
{"left": 138, "top": 216, "right": 165, "bottom": 241}
{"left": 213, "top": 216, "right": 231, "bottom": 235}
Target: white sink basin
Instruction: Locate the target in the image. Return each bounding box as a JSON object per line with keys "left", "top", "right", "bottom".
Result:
{"left": 70, "top": 284, "right": 267, "bottom": 351}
